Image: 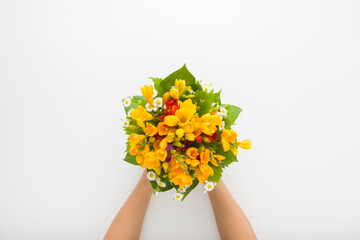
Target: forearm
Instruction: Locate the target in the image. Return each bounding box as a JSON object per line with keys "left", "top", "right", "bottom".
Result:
{"left": 208, "top": 180, "right": 256, "bottom": 240}
{"left": 104, "top": 171, "right": 153, "bottom": 240}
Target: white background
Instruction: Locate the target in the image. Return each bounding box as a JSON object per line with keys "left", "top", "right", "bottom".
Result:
{"left": 1, "top": 0, "right": 360, "bottom": 239}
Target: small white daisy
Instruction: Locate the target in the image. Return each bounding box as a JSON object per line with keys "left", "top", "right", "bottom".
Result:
{"left": 154, "top": 97, "right": 162, "bottom": 108}
{"left": 216, "top": 111, "right": 223, "bottom": 119}
{"left": 219, "top": 121, "right": 225, "bottom": 131}
{"left": 201, "top": 81, "right": 214, "bottom": 92}
{"left": 145, "top": 103, "right": 153, "bottom": 112}
{"left": 152, "top": 88, "right": 158, "bottom": 98}
{"left": 204, "top": 182, "right": 215, "bottom": 192}
{"left": 220, "top": 107, "right": 227, "bottom": 116}
{"left": 178, "top": 187, "right": 186, "bottom": 193}
{"left": 123, "top": 97, "right": 131, "bottom": 107}
{"left": 147, "top": 171, "right": 156, "bottom": 181}
{"left": 172, "top": 193, "right": 183, "bottom": 201}
{"left": 158, "top": 181, "right": 166, "bottom": 188}
{"left": 123, "top": 120, "right": 129, "bottom": 127}
{"left": 152, "top": 107, "right": 158, "bottom": 112}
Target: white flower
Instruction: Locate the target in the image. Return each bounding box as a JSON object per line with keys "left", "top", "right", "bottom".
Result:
{"left": 127, "top": 109, "right": 134, "bottom": 116}
{"left": 201, "top": 81, "right": 214, "bottom": 92}
{"left": 172, "top": 193, "right": 183, "bottom": 201}
{"left": 152, "top": 88, "right": 158, "bottom": 98}
{"left": 152, "top": 107, "right": 158, "bottom": 112}
{"left": 157, "top": 181, "right": 166, "bottom": 188}
{"left": 147, "top": 171, "right": 156, "bottom": 181}
{"left": 204, "top": 182, "right": 215, "bottom": 192}
{"left": 145, "top": 103, "right": 153, "bottom": 112}
{"left": 220, "top": 107, "right": 227, "bottom": 116}
{"left": 154, "top": 97, "right": 162, "bottom": 108}
{"left": 216, "top": 112, "right": 223, "bottom": 119}
{"left": 219, "top": 121, "right": 225, "bottom": 131}
{"left": 178, "top": 187, "right": 186, "bottom": 193}
{"left": 123, "top": 97, "right": 131, "bottom": 107}
{"left": 123, "top": 120, "right": 129, "bottom": 127}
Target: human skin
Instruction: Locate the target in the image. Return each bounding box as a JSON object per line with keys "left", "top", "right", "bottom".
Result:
{"left": 104, "top": 170, "right": 152, "bottom": 240}
{"left": 208, "top": 179, "right": 257, "bottom": 240}
{"left": 104, "top": 172, "right": 256, "bottom": 240}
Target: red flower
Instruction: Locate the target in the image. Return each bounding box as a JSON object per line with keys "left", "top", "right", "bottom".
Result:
{"left": 165, "top": 98, "right": 180, "bottom": 116}
{"left": 206, "top": 131, "right": 218, "bottom": 142}
{"left": 196, "top": 136, "right": 203, "bottom": 143}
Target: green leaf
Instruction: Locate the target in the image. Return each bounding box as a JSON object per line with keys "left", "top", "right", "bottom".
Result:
{"left": 160, "top": 64, "right": 196, "bottom": 93}
{"left": 222, "top": 104, "right": 242, "bottom": 126}
{"left": 181, "top": 178, "right": 199, "bottom": 201}
{"left": 122, "top": 95, "right": 147, "bottom": 115}
{"left": 216, "top": 144, "right": 238, "bottom": 167}
{"left": 148, "top": 77, "right": 163, "bottom": 96}
{"left": 195, "top": 90, "right": 215, "bottom": 116}
{"left": 207, "top": 164, "right": 223, "bottom": 183}
{"left": 123, "top": 152, "right": 139, "bottom": 165}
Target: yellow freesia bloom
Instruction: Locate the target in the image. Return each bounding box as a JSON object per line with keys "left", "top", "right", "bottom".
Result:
{"left": 168, "top": 157, "right": 193, "bottom": 188}
{"left": 195, "top": 163, "right": 214, "bottom": 184}
{"left": 199, "top": 148, "right": 210, "bottom": 164}
{"left": 221, "top": 129, "right": 237, "bottom": 152}
{"left": 129, "top": 133, "right": 146, "bottom": 155}
{"left": 239, "top": 139, "right": 251, "bottom": 149}
{"left": 130, "top": 105, "right": 154, "bottom": 128}
{"left": 175, "top": 79, "right": 186, "bottom": 95}
{"left": 200, "top": 113, "right": 222, "bottom": 135}
{"left": 211, "top": 154, "right": 226, "bottom": 166}
{"left": 141, "top": 85, "right": 154, "bottom": 107}
{"left": 143, "top": 123, "right": 157, "bottom": 136}
{"left": 170, "top": 88, "right": 179, "bottom": 100}
{"left": 142, "top": 150, "right": 161, "bottom": 170}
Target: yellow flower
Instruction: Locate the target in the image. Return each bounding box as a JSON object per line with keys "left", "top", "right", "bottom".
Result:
{"left": 200, "top": 113, "right": 222, "bottom": 135}
{"left": 175, "top": 79, "right": 186, "bottom": 95}
{"left": 186, "top": 147, "right": 199, "bottom": 159}
{"left": 163, "top": 99, "right": 197, "bottom": 128}
{"left": 175, "top": 128, "right": 184, "bottom": 138}
{"left": 170, "top": 88, "right": 179, "bottom": 100}
{"left": 239, "top": 139, "right": 251, "bottom": 150}
{"left": 128, "top": 134, "right": 146, "bottom": 155}
{"left": 156, "top": 149, "right": 168, "bottom": 162}
{"left": 143, "top": 123, "right": 157, "bottom": 136}
{"left": 180, "top": 99, "right": 197, "bottom": 115}
{"left": 141, "top": 85, "right": 154, "bottom": 107}
{"left": 199, "top": 148, "right": 210, "bottom": 164}
{"left": 157, "top": 122, "right": 171, "bottom": 136}
{"left": 221, "top": 129, "right": 237, "bottom": 152}
{"left": 211, "top": 154, "right": 225, "bottom": 166}
{"left": 195, "top": 163, "right": 214, "bottom": 184}
{"left": 130, "top": 105, "right": 154, "bottom": 128}
{"left": 143, "top": 150, "right": 161, "bottom": 170}
{"left": 163, "top": 92, "right": 171, "bottom": 104}
{"left": 168, "top": 157, "right": 193, "bottom": 188}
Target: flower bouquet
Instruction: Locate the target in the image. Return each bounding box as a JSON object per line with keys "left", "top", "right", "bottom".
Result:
{"left": 122, "top": 64, "right": 251, "bottom": 201}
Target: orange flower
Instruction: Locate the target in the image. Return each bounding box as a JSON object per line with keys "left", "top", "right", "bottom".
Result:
{"left": 195, "top": 163, "right": 214, "bottom": 184}
{"left": 186, "top": 147, "right": 199, "bottom": 159}
{"left": 157, "top": 122, "right": 171, "bottom": 136}
{"left": 143, "top": 123, "right": 157, "bottom": 136}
